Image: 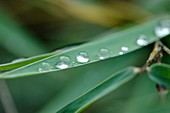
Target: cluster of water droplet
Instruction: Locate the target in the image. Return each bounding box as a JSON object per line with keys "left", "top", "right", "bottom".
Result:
{"left": 37, "top": 19, "right": 170, "bottom": 72}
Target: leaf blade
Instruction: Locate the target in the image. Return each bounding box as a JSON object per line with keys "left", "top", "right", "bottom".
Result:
{"left": 56, "top": 67, "right": 137, "bottom": 113}
{"left": 0, "top": 15, "right": 169, "bottom": 78}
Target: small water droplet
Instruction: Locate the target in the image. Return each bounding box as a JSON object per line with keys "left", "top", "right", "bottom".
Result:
{"left": 121, "top": 46, "right": 129, "bottom": 52}
{"left": 38, "top": 62, "right": 52, "bottom": 72}
{"left": 98, "top": 48, "right": 110, "bottom": 60}
{"left": 12, "top": 58, "right": 26, "bottom": 63}
{"left": 154, "top": 26, "right": 170, "bottom": 37}
{"left": 76, "top": 52, "right": 89, "bottom": 63}
{"left": 56, "top": 56, "right": 72, "bottom": 69}
{"left": 136, "top": 35, "right": 148, "bottom": 46}
{"left": 119, "top": 51, "right": 124, "bottom": 55}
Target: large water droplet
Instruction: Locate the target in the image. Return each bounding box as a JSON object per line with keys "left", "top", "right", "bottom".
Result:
{"left": 38, "top": 62, "right": 52, "bottom": 72}
{"left": 76, "top": 52, "right": 89, "bottom": 63}
{"left": 121, "top": 46, "right": 129, "bottom": 52}
{"left": 12, "top": 58, "right": 26, "bottom": 63}
{"left": 154, "top": 19, "right": 170, "bottom": 37}
{"left": 136, "top": 35, "right": 148, "bottom": 46}
{"left": 56, "top": 56, "right": 72, "bottom": 69}
{"left": 154, "top": 26, "right": 170, "bottom": 37}
{"left": 98, "top": 48, "right": 110, "bottom": 60}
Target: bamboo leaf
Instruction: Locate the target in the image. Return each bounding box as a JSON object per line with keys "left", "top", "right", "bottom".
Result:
{"left": 0, "top": 15, "right": 169, "bottom": 78}
{"left": 0, "top": 52, "right": 57, "bottom": 71}
{"left": 56, "top": 67, "right": 137, "bottom": 113}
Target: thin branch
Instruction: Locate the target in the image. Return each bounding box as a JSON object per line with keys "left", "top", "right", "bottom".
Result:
{"left": 146, "top": 41, "right": 160, "bottom": 66}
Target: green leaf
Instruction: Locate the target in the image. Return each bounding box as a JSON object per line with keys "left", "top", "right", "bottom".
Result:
{"left": 0, "top": 52, "right": 58, "bottom": 71}
{"left": 148, "top": 63, "right": 170, "bottom": 88}
{"left": 0, "top": 15, "right": 169, "bottom": 78}
{"left": 0, "top": 5, "right": 46, "bottom": 57}
{"left": 0, "top": 46, "right": 76, "bottom": 71}
{"left": 56, "top": 67, "right": 138, "bottom": 113}
{"left": 37, "top": 47, "right": 150, "bottom": 113}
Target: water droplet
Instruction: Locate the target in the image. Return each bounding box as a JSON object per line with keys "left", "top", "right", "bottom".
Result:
{"left": 154, "top": 26, "right": 170, "bottom": 37}
{"left": 154, "top": 19, "right": 170, "bottom": 37}
{"left": 76, "top": 52, "right": 89, "bottom": 63}
{"left": 121, "top": 46, "right": 129, "bottom": 52}
{"left": 56, "top": 56, "right": 72, "bottom": 69}
{"left": 12, "top": 58, "right": 26, "bottom": 63}
{"left": 136, "top": 35, "right": 148, "bottom": 46}
{"left": 119, "top": 51, "right": 124, "bottom": 55}
{"left": 38, "top": 62, "right": 52, "bottom": 72}
{"left": 98, "top": 48, "right": 110, "bottom": 60}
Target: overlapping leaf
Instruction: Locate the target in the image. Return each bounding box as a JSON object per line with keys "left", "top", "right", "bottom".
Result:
{"left": 0, "top": 16, "right": 169, "bottom": 78}
{"left": 148, "top": 63, "right": 170, "bottom": 88}
{"left": 56, "top": 67, "right": 138, "bottom": 113}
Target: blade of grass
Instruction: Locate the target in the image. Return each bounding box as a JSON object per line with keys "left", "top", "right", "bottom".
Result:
{"left": 0, "top": 52, "right": 57, "bottom": 71}
{"left": 0, "top": 15, "right": 169, "bottom": 78}
{"left": 38, "top": 47, "right": 150, "bottom": 113}
{"left": 56, "top": 67, "right": 138, "bottom": 113}
{"left": 0, "top": 46, "right": 77, "bottom": 70}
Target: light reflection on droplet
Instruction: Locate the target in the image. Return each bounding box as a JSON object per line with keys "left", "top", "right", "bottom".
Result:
{"left": 119, "top": 51, "right": 124, "bottom": 55}
{"left": 99, "top": 48, "right": 110, "bottom": 60}
{"left": 38, "top": 62, "right": 53, "bottom": 72}
{"left": 76, "top": 52, "right": 89, "bottom": 63}
{"left": 121, "top": 46, "right": 129, "bottom": 52}
{"left": 56, "top": 56, "right": 72, "bottom": 69}
{"left": 154, "top": 26, "right": 170, "bottom": 37}
{"left": 136, "top": 34, "right": 148, "bottom": 46}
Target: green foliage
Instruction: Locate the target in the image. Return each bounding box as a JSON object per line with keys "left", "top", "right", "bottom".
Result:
{"left": 149, "top": 63, "right": 170, "bottom": 88}
{"left": 56, "top": 67, "right": 137, "bottom": 113}
{"left": 0, "top": 0, "right": 170, "bottom": 113}
{"left": 0, "top": 16, "right": 166, "bottom": 78}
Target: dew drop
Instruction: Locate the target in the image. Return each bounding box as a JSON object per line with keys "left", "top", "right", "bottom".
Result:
{"left": 76, "top": 52, "right": 89, "bottom": 63}
{"left": 121, "top": 46, "right": 129, "bottom": 52}
{"left": 98, "top": 48, "right": 110, "bottom": 60}
{"left": 136, "top": 35, "right": 148, "bottom": 46}
{"left": 56, "top": 56, "right": 72, "bottom": 69}
{"left": 119, "top": 51, "right": 124, "bottom": 55}
{"left": 154, "top": 26, "right": 170, "bottom": 37}
{"left": 154, "top": 19, "right": 170, "bottom": 37}
{"left": 38, "top": 62, "right": 52, "bottom": 72}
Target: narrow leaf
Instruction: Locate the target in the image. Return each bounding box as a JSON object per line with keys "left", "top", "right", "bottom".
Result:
{"left": 56, "top": 67, "right": 138, "bottom": 113}
{"left": 0, "top": 15, "right": 169, "bottom": 78}
{"left": 0, "top": 52, "right": 57, "bottom": 71}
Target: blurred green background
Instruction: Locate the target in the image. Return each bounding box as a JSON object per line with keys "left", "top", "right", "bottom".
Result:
{"left": 0, "top": 0, "right": 170, "bottom": 113}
